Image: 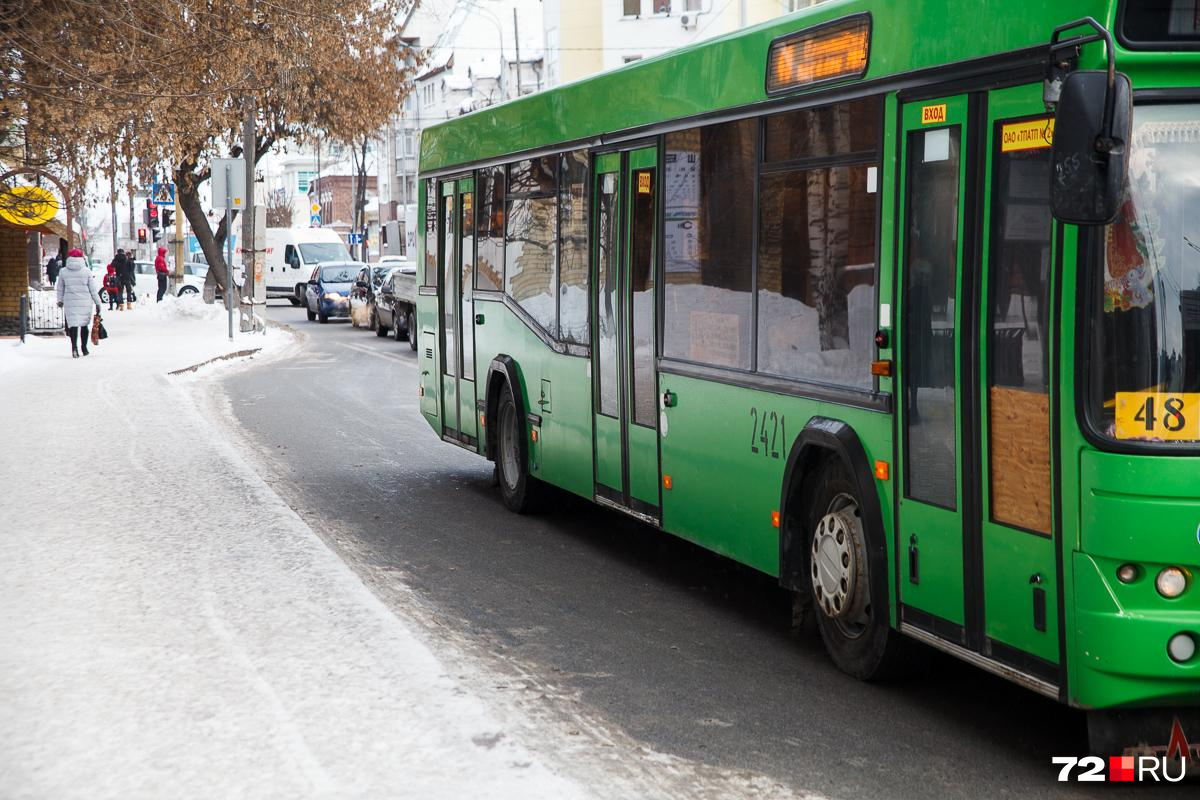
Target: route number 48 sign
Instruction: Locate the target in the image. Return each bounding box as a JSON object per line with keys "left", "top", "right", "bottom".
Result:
{"left": 1114, "top": 392, "right": 1200, "bottom": 441}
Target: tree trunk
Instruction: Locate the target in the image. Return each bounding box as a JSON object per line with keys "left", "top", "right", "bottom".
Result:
{"left": 177, "top": 163, "right": 236, "bottom": 298}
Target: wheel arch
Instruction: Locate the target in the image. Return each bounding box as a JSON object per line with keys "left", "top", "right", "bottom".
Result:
{"left": 778, "top": 417, "right": 887, "bottom": 608}
{"left": 484, "top": 355, "right": 527, "bottom": 464}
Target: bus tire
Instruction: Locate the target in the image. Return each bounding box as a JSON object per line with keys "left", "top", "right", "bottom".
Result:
{"left": 805, "top": 462, "right": 906, "bottom": 681}
{"left": 495, "top": 386, "right": 539, "bottom": 514}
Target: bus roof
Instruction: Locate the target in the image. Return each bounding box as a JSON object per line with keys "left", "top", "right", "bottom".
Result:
{"left": 419, "top": 0, "right": 1126, "bottom": 173}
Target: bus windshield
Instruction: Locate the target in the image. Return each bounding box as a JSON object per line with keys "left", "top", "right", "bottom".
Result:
{"left": 299, "top": 242, "right": 351, "bottom": 264}
{"left": 1090, "top": 104, "right": 1200, "bottom": 444}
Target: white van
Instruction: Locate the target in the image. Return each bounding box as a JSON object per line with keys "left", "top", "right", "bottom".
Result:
{"left": 264, "top": 227, "right": 352, "bottom": 305}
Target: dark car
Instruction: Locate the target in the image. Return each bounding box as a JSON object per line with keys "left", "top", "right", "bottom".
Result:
{"left": 349, "top": 264, "right": 391, "bottom": 330}
{"left": 375, "top": 265, "right": 418, "bottom": 349}
{"left": 304, "top": 262, "right": 364, "bottom": 323}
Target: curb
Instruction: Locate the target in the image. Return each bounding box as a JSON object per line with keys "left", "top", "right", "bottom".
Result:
{"left": 169, "top": 348, "right": 262, "bottom": 375}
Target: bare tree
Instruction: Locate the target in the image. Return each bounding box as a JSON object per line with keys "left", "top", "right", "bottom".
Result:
{"left": 2, "top": 0, "right": 420, "bottom": 294}
{"left": 265, "top": 189, "right": 294, "bottom": 229}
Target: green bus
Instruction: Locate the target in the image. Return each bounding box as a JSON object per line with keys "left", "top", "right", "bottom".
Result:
{"left": 417, "top": 0, "right": 1200, "bottom": 756}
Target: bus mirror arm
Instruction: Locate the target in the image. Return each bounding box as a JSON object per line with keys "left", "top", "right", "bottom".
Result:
{"left": 1044, "top": 17, "right": 1132, "bottom": 225}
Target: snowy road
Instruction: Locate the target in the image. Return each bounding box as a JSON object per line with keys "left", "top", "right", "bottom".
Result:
{"left": 208, "top": 304, "right": 1152, "bottom": 800}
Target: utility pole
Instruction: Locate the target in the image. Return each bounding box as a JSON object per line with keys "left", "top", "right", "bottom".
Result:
{"left": 126, "top": 160, "right": 135, "bottom": 260}
{"left": 513, "top": 8, "right": 522, "bottom": 98}
{"left": 110, "top": 171, "right": 118, "bottom": 256}
{"left": 241, "top": 92, "right": 256, "bottom": 331}
{"left": 173, "top": 174, "right": 184, "bottom": 290}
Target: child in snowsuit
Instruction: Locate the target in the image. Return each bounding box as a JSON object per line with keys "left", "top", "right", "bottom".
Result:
{"left": 104, "top": 264, "right": 121, "bottom": 310}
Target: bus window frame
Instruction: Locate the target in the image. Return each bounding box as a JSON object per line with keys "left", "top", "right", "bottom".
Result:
{"left": 1115, "top": 0, "right": 1200, "bottom": 51}
{"left": 655, "top": 97, "right": 888, "bottom": 412}
{"left": 1073, "top": 91, "right": 1200, "bottom": 457}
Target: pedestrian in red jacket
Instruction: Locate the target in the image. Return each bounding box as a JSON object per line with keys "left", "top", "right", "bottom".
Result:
{"left": 154, "top": 246, "right": 169, "bottom": 302}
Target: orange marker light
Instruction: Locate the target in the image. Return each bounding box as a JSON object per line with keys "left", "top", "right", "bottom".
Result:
{"left": 874, "top": 460, "right": 890, "bottom": 481}
{"left": 870, "top": 359, "right": 892, "bottom": 377}
{"left": 530, "top": 429, "right": 538, "bottom": 443}
{"left": 480, "top": 414, "right": 486, "bottom": 427}
{"left": 663, "top": 474, "right": 673, "bottom": 490}
{"left": 771, "top": 510, "right": 780, "bottom": 528}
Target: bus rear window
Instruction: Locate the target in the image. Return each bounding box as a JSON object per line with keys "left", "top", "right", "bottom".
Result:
{"left": 1120, "top": 0, "right": 1200, "bottom": 48}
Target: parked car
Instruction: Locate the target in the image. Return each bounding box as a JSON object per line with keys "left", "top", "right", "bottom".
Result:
{"left": 304, "top": 262, "right": 364, "bottom": 323}
{"left": 374, "top": 266, "right": 418, "bottom": 349}
{"left": 349, "top": 264, "right": 392, "bottom": 330}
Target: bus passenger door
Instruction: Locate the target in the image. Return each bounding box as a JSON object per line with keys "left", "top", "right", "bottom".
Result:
{"left": 591, "top": 146, "right": 662, "bottom": 520}
{"left": 976, "top": 85, "right": 1059, "bottom": 674}
{"left": 897, "top": 88, "right": 1061, "bottom": 684}
{"left": 457, "top": 180, "right": 477, "bottom": 445}
{"left": 896, "top": 96, "right": 970, "bottom": 638}
{"left": 439, "top": 177, "right": 477, "bottom": 446}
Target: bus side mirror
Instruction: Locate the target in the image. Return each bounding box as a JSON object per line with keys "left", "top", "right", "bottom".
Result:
{"left": 1050, "top": 70, "right": 1132, "bottom": 225}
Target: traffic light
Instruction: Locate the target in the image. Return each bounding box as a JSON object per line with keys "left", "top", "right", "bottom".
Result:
{"left": 152, "top": 228, "right": 162, "bottom": 243}
{"left": 161, "top": 209, "right": 173, "bottom": 228}
{"left": 146, "top": 198, "right": 158, "bottom": 224}
{"left": 137, "top": 227, "right": 147, "bottom": 243}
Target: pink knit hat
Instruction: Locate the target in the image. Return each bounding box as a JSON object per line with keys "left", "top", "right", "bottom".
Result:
{"left": 68, "top": 248, "right": 84, "bottom": 257}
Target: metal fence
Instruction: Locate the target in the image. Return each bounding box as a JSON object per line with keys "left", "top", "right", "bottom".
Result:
{"left": 25, "top": 288, "right": 64, "bottom": 333}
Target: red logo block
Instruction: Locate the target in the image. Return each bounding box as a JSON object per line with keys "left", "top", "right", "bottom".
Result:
{"left": 1109, "top": 756, "right": 1136, "bottom": 781}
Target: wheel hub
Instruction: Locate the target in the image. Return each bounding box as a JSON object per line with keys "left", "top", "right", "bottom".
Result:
{"left": 811, "top": 508, "right": 859, "bottom": 619}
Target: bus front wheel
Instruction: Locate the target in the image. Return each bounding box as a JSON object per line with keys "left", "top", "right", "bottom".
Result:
{"left": 805, "top": 463, "right": 906, "bottom": 681}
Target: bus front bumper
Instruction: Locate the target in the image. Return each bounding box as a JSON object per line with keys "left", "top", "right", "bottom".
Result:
{"left": 1073, "top": 551, "right": 1200, "bottom": 710}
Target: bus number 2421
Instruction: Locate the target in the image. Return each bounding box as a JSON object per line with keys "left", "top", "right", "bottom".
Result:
{"left": 749, "top": 408, "right": 786, "bottom": 459}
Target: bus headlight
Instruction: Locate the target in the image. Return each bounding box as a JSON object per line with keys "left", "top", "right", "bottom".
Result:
{"left": 1155, "top": 567, "right": 1188, "bottom": 598}
{"left": 1167, "top": 633, "right": 1196, "bottom": 664}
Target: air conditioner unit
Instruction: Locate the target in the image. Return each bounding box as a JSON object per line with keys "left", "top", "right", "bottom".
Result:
{"left": 680, "top": 13, "right": 697, "bottom": 29}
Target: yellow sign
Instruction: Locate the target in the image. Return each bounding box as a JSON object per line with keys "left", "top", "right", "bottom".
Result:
{"left": 921, "top": 104, "right": 947, "bottom": 125}
{"left": 637, "top": 172, "right": 652, "bottom": 194}
{"left": 0, "top": 185, "right": 59, "bottom": 227}
{"left": 311, "top": 203, "right": 321, "bottom": 213}
{"left": 1001, "top": 118, "right": 1054, "bottom": 152}
{"left": 1115, "top": 392, "right": 1200, "bottom": 441}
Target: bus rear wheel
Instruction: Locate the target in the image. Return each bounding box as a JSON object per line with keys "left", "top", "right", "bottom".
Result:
{"left": 496, "top": 387, "right": 540, "bottom": 514}
{"left": 806, "top": 464, "right": 905, "bottom": 681}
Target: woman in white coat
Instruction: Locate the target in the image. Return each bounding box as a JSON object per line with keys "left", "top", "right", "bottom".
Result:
{"left": 55, "top": 249, "right": 101, "bottom": 358}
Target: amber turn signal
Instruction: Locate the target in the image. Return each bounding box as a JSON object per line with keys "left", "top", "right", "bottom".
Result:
{"left": 771, "top": 510, "right": 780, "bottom": 528}
{"left": 530, "top": 429, "right": 538, "bottom": 443}
{"left": 663, "top": 474, "right": 673, "bottom": 490}
{"left": 874, "top": 460, "right": 889, "bottom": 481}
{"left": 870, "top": 360, "right": 892, "bottom": 377}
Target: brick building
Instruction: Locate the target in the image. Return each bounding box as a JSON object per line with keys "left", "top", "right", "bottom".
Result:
{"left": 308, "top": 175, "right": 377, "bottom": 236}
{"left": 0, "top": 217, "right": 73, "bottom": 335}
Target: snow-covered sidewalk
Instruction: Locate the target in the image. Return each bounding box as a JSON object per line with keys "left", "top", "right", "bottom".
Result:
{"left": 0, "top": 299, "right": 584, "bottom": 799}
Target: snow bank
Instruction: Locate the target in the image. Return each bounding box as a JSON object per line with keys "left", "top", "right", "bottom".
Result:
{"left": 0, "top": 308, "right": 582, "bottom": 800}
{"left": 0, "top": 294, "right": 288, "bottom": 379}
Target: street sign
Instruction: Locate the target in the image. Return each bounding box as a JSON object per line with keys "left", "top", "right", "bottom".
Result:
{"left": 348, "top": 231, "right": 364, "bottom": 245}
{"left": 310, "top": 214, "right": 321, "bottom": 227}
{"left": 151, "top": 182, "right": 175, "bottom": 206}
{"left": 311, "top": 202, "right": 320, "bottom": 214}
{"left": 210, "top": 158, "right": 246, "bottom": 209}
